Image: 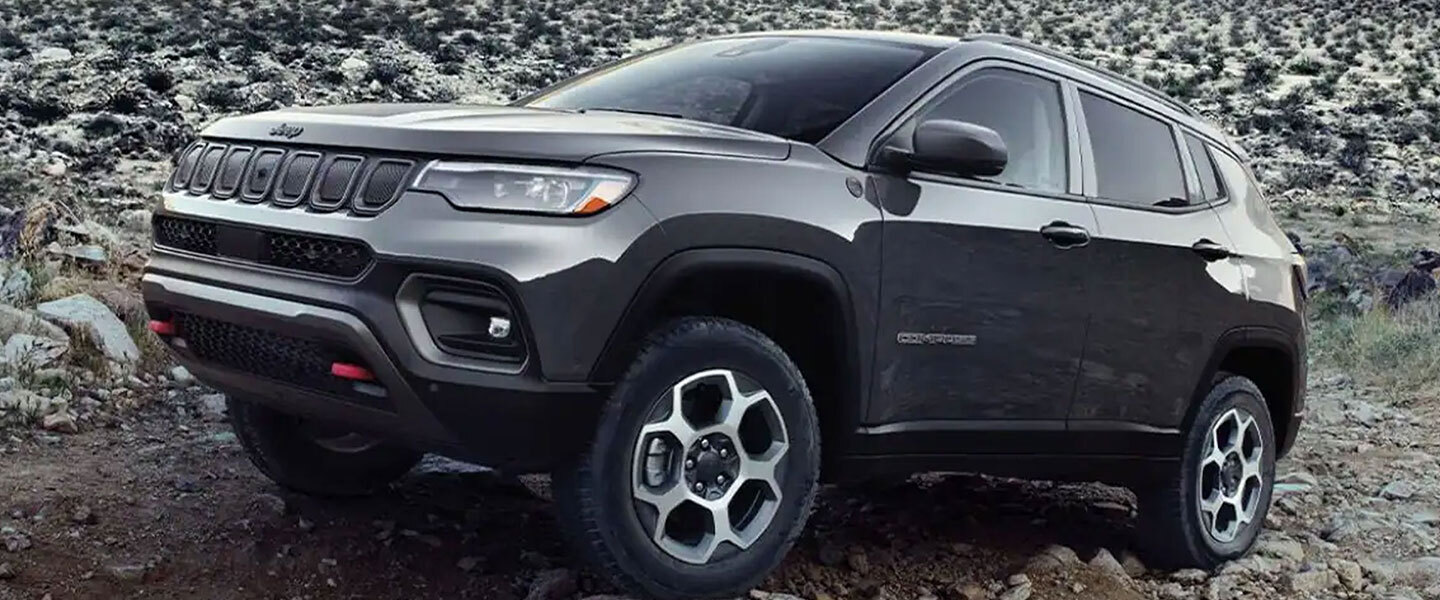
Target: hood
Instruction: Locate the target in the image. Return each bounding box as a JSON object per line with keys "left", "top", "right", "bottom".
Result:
{"left": 201, "top": 104, "right": 791, "bottom": 163}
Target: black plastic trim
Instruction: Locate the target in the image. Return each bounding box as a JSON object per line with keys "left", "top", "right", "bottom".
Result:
{"left": 351, "top": 158, "right": 415, "bottom": 215}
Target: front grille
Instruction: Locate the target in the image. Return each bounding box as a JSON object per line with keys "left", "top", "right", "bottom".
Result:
{"left": 166, "top": 139, "right": 418, "bottom": 216}
{"left": 174, "top": 312, "right": 388, "bottom": 410}
{"left": 153, "top": 215, "right": 373, "bottom": 279}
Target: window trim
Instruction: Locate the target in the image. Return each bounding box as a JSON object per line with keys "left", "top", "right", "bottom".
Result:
{"left": 866, "top": 59, "right": 1085, "bottom": 202}
{"left": 1072, "top": 83, "right": 1209, "bottom": 215}
{"left": 1179, "top": 131, "right": 1231, "bottom": 207}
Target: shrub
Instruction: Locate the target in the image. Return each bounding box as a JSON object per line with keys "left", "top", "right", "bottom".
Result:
{"left": 1312, "top": 296, "right": 1440, "bottom": 397}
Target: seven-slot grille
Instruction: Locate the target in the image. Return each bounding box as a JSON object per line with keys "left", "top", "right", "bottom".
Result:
{"left": 169, "top": 140, "right": 415, "bottom": 215}
{"left": 173, "top": 312, "right": 390, "bottom": 410}
{"left": 153, "top": 215, "right": 372, "bottom": 279}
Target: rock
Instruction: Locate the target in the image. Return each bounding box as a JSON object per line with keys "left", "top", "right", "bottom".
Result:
{"left": 1408, "top": 508, "right": 1440, "bottom": 525}
{"left": 1256, "top": 538, "right": 1306, "bottom": 562}
{"left": 1024, "top": 544, "right": 1080, "bottom": 573}
{"left": 1087, "top": 549, "right": 1128, "bottom": 580}
{"left": 34, "top": 47, "right": 73, "bottom": 62}
{"left": 0, "top": 305, "right": 70, "bottom": 343}
{"left": 198, "top": 393, "right": 227, "bottom": 421}
{"left": 525, "top": 568, "right": 577, "bottom": 600}
{"left": 817, "top": 539, "right": 844, "bottom": 566}
{"left": 1156, "top": 582, "right": 1186, "bottom": 599}
{"left": 997, "top": 582, "right": 1031, "bottom": 600}
{"left": 51, "top": 243, "right": 107, "bottom": 263}
{"left": 106, "top": 563, "right": 147, "bottom": 582}
{"left": 1381, "top": 480, "right": 1418, "bottom": 500}
{"left": 173, "top": 476, "right": 201, "bottom": 493}
{"left": 1006, "top": 574, "right": 1030, "bottom": 587}
{"left": 1172, "top": 568, "right": 1209, "bottom": 583}
{"left": 1, "top": 527, "right": 30, "bottom": 552}
{"left": 0, "top": 265, "right": 31, "bottom": 304}
{"left": 847, "top": 547, "right": 870, "bottom": 574}
{"left": 1331, "top": 559, "right": 1364, "bottom": 591}
{"left": 174, "top": 94, "right": 196, "bottom": 112}
{"left": 457, "top": 556, "right": 482, "bottom": 572}
{"left": 340, "top": 56, "right": 372, "bottom": 82}
{"left": 0, "top": 562, "right": 14, "bottom": 579}
{"left": 1206, "top": 575, "right": 1242, "bottom": 600}
{"left": 1119, "top": 551, "right": 1147, "bottom": 577}
{"left": 1287, "top": 568, "right": 1335, "bottom": 593}
{"left": 36, "top": 294, "right": 140, "bottom": 365}
{"left": 955, "top": 583, "right": 990, "bottom": 600}
{"left": 41, "top": 410, "right": 77, "bottom": 433}
{"left": 170, "top": 366, "right": 194, "bottom": 386}
{"left": 2, "top": 333, "right": 67, "bottom": 370}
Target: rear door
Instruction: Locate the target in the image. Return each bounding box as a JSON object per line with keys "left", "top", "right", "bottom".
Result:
{"left": 1068, "top": 89, "right": 1245, "bottom": 452}
{"left": 868, "top": 64, "right": 1095, "bottom": 448}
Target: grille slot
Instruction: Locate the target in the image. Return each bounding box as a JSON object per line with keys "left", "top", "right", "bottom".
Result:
{"left": 273, "top": 152, "right": 321, "bottom": 207}
{"left": 152, "top": 215, "right": 373, "bottom": 279}
{"left": 313, "top": 155, "right": 363, "bottom": 211}
{"left": 242, "top": 149, "right": 286, "bottom": 202}
{"left": 212, "top": 146, "right": 253, "bottom": 199}
{"left": 174, "top": 312, "right": 389, "bottom": 410}
{"left": 188, "top": 144, "right": 227, "bottom": 194}
{"left": 171, "top": 143, "right": 205, "bottom": 190}
{"left": 353, "top": 159, "right": 414, "bottom": 214}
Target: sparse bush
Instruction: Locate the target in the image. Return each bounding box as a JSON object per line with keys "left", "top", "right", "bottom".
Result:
{"left": 1313, "top": 296, "right": 1440, "bottom": 397}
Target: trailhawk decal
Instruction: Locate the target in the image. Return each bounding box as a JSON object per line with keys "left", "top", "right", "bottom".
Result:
{"left": 896, "top": 332, "right": 978, "bottom": 346}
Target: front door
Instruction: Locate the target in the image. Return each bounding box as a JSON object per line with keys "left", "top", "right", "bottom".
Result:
{"left": 867, "top": 66, "right": 1095, "bottom": 451}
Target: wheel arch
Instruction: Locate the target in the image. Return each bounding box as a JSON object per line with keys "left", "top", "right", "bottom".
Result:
{"left": 1187, "top": 327, "right": 1305, "bottom": 458}
{"left": 590, "top": 248, "right": 866, "bottom": 469}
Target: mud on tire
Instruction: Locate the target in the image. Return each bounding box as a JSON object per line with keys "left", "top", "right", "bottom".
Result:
{"left": 554, "top": 317, "right": 821, "bottom": 600}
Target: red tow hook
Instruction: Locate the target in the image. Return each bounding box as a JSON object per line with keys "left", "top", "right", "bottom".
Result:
{"left": 330, "top": 362, "right": 376, "bottom": 382}
{"left": 148, "top": 320, "right": 177, "bottom": 336}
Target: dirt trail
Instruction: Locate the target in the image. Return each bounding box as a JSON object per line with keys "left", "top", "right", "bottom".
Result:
{"left": 0, "top": 371, "right": 1436, "bottom": 600}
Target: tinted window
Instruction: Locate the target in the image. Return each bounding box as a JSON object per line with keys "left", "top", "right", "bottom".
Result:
{"left": 1185, "top": 133, "right": 1226, "bottom": 202}
{"left": 523, "top": 37, "right": 937, "bottom": 144}
{"left": 917, "top": 69, "right": 1067, "bottom": 192}
{"left": 1080, "top": 92, "right": 1187, "bottom": 207}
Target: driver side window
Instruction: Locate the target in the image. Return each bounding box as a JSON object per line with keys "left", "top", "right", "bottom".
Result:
{"left": 915, "top": 69, "right": 1068, "bottom": 193}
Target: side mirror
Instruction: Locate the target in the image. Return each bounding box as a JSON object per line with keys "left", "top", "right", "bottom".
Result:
{"left": 880, "top": 119, "right": 1008, "bottom": 178}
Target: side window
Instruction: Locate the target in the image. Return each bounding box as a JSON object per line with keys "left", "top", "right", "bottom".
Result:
{"left": 1184, "top": 133, "right": 1226, "bottom": 203}
{"left": 917, "top": 69, "right": 1068, "bottom": 193}
{"left": 1080, "top": 92, "right": 1188, "bottom": 207}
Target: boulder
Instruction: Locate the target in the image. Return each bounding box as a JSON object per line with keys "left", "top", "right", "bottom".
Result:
{"left": 0, "top": 305, "right": 69, "bottom": 343}
{"left": 35, "top": 294, "right": 139, "bottom": 365}
{"left": 1, "top": 333, "right": 67, "bottom": 370}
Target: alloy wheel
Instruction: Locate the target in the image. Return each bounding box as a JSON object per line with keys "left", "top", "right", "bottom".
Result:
{"left": 1196, "top": 407, "right": 1265, "bottom": 544}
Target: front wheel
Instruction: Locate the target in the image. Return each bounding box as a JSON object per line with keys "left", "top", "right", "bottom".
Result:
{"left": 1135, "top": 374, "right": 1277, "bottom": 569}
{"left": 554, "top": 317, "right": 820, "bottom": 600}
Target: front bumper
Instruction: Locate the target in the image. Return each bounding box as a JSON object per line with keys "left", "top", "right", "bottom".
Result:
{"left": 144, "top": 272, "right": 602, "bottom": 471}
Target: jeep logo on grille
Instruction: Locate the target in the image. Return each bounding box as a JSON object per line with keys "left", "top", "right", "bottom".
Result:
{"left": 268, "top": 123, "right": 304, "bottom": 139}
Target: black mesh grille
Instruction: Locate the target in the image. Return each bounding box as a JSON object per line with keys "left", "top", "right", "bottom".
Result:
{"left": 243, "top": 149, "right": 285, "bottom": 201}
{"left": 169, "top": 140, "right": 414, "bottom": 214}
{"left": 174, "top": 312, "right": 384, "bottom": 408}
{"left": 153, "top": 215, "right": 218, "bottom": 255}
{"left": 212, "top": 147, "right": 253, "bottom": 198}
{"left": 274, "top": 152, "right": 320, "bottom": 206}
{"left": 315, "top": 156, "right": 362, "bottom": 209}
{"left": 266, "top": 231, "right": 372, "bottom": 278}
{"left": 355, "top": 160, "right": 413, "bottom": 213}
{"left": 171, "top": 143, "right": 204, "bottom": 190}
{"left": 152, "top": 215, "right": 372, "bottom": 279}
{"left": 188, "top": 145, "right": 226, "bottom": 194}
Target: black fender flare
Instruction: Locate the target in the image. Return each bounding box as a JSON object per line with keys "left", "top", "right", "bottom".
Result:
{"left": 1184, "top": 325, "right": 1305, "bottom": 456}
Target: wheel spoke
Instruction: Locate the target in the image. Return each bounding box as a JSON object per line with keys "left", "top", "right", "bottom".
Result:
{"left": 641, "top": 412, "right": 698, "bottom": 449}
{"left": 634, "top": 481, "right": 689, "bottom": 545}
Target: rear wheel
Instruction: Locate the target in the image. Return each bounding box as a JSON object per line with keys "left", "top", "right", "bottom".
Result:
{"left": 1135, "top": 374, "right": 1276, "bottom": 568}
{"left": 228, "top": 396, "right": 422, "bottom": 497}
{"left": 554, "top": 317, "right": 820, "bottom": 600}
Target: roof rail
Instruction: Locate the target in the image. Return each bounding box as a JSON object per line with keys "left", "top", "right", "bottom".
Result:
{"left": 964, "top": 33, "right": 1198, "bottom": 117}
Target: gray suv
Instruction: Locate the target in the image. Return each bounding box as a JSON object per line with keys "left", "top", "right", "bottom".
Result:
{"left": 143, "top": 31, "right": 1307, "bottom": 599}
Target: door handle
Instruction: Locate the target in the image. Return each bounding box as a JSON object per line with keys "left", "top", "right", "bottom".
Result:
{"left": 1192, "top": 239, "right": 1236, "bottom": 261}
{"left": 1039, "top": 221, "right": 1090, "bottom": 248}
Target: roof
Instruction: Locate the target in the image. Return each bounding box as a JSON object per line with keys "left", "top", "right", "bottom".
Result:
{"left": 721, "top": 29, "right": 959, "bottom": 50}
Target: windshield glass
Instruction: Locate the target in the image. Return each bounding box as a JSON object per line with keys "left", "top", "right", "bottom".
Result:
{"left": 520, "top": 36, "right": 938, "bottom": 144}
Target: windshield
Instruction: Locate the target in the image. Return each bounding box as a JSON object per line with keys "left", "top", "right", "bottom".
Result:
{"left": 520, "top": 36, "right": 939, "bottom": 144}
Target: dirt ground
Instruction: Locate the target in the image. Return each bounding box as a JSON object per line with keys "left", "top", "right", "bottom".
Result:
{"left": 2, "top": 369, "right": 1438, "bottom": 600}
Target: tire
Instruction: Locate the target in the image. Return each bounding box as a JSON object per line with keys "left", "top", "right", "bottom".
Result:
{"left": 228, "top": 396, "right": 423, "bottom": 497}
{"left": 554, "top": 317, "right": 821, "bottom": 600}
{"left": 1135, "top": 374, "right": 1277, "bottom": 569}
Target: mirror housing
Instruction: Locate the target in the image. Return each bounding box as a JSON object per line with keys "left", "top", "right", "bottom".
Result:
{"left": 880, "top": 119, "right": 1008, "bottom": 178}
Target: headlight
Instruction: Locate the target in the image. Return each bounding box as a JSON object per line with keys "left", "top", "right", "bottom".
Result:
{"left": 412, "top": 161, "right": 636, "bottom": 215}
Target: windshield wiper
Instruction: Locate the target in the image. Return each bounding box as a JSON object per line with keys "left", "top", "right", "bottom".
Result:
{"left": 576, "top": 107, "right": 687, "bottom": 119}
